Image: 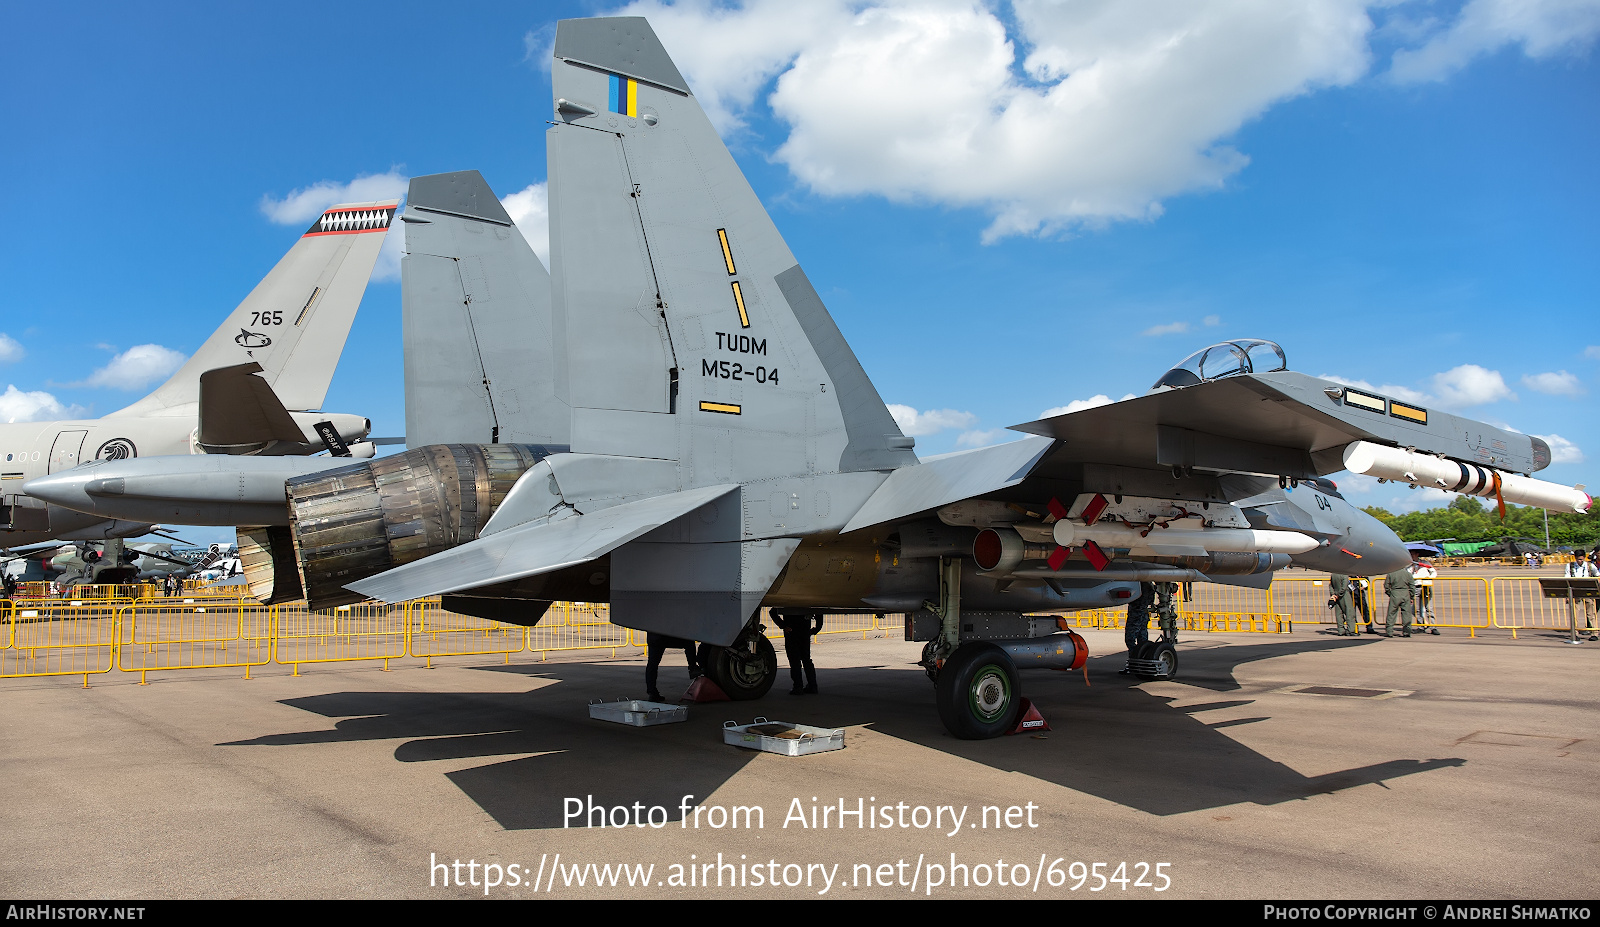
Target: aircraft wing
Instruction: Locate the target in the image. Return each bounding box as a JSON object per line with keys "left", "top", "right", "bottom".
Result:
{"left": 344, "top": 483, "right": 738, "bottom": 604}
{"left": 1011, "top": 369, "right": 1545, "bottom": 478}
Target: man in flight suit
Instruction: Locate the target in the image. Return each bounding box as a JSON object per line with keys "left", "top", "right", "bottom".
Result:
{"left": 1383, "top": 568, "right": 1417, "bottom": 637}
{"left": 1330, "top": 574, "right": 1359, "bottom": 636}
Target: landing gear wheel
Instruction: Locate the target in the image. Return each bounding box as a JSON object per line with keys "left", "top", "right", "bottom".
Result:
{"left": 703, "top": 636, "right": 777, "bottom": 700}
{"left": 1130, "top": 641, "right": 1179, "bottom": 681}
{"left": 935, "top": 642, "right": 1021, "bottom": 740}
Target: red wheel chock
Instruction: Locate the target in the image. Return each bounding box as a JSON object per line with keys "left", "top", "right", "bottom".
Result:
{"left": 1008, "top": 697, "right": 1050, "bottom": 734}
{"left": 682, "top": 676, "right": 731, "bottom": 702}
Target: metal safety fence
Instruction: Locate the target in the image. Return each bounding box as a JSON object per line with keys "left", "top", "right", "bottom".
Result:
{"left": 3, "top": 577, "right": 1595, "bottom": 686}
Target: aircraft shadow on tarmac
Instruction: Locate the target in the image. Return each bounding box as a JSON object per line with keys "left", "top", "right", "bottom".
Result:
{"left": 222, "top": 636, "right": 1463, "bottom": 827}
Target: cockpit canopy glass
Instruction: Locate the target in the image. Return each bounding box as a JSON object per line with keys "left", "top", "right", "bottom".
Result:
{"left": 1151, "top": 339, "right": 1287, "bottom": 391}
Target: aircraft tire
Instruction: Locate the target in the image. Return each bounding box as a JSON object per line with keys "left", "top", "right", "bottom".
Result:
{"left": 935, "top": 642, "right": 1021, "bottom": 740}
{"left": 704, "top": 636, "right": 778, "bottom": 701}
{"left": 1133, "top": 641, "right": 1179, "bottom": 681}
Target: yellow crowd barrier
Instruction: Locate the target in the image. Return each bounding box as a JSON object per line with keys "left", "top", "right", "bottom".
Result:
{"left": 409, "top": 599, "right": 528, "bottom": 665}
{"left": 4, "top": 575, "right": 1593, "bottom": 688}
{"left": 1490, "top": 577, "right": 1600, "bottom": 639}
{"left": 759, "top": 610, "right": 903, "bottom": 641}
{"left": 1, "top": 599, "right": 124, "bottom": 687}
{"left": 118, "top": 597, "right": 272, "bottom": 683}
{"left": 276, "top": 601, "right": 408, "bottom": 674}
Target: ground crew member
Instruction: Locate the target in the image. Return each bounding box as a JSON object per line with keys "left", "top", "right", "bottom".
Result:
{"left": 644, "top": 632, "right": 700, "bottom": 703}
{"left": 772, "top": 610, "right": 823, "bottom": 694}
{"left": 1330, "top": 574, "right": 1359, "bottom": 636}
{"left": 1384, "top": 568, "right": 1416, "bottom": 637}
{"left": 1120, "top": 582, "right": 1154, "bottom": 675}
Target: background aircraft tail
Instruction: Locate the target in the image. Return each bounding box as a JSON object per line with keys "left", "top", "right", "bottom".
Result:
{"left": 547, "top": 17, "right": 915, "bottom": 480}
{"left": 400, "top": 171, "right": 570, "bottom": 448}
{"left": 118, "top": 198, "right": 399, "bottom": 416}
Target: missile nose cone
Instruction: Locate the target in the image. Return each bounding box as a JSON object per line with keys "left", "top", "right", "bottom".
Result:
{"left": 21, "top": 468, "right": 99, "bottom": 512}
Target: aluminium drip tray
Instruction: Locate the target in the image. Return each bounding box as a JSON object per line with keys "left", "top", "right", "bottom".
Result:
{"left": 588, "top": 698, "right": 688, "bottom": 726}
{"left": 723, "top": 718, "right": 845, "bottom": 756}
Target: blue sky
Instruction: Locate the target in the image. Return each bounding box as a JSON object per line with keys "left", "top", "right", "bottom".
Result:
{"left": 2, "top": 1, "right": 1596, "bottom": 546}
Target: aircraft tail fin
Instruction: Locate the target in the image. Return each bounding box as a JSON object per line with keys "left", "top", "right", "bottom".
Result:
{"left": 118, "top": 198, "right": 399, "bottom": 416}
{"left": 547, "top": 17, "right": 915, "bottom": 478}
{"left": 401, "top": 171, "right": 570, "bottom": 447}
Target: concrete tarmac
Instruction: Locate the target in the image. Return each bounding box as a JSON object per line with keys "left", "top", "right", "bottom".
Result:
{"left": 1, "top": 625, "right": 1595, "bottom": 900}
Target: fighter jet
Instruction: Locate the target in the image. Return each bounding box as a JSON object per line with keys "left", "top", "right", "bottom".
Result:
{"left": 27, "top": 19, "right": 1589, "bottom": 740}
{"left": 1, "top": 199, "right": 396, "bottom": 547}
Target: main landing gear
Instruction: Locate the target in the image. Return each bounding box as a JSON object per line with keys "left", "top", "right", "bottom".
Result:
{"left": 700, "top": 620, "right": 778, "bottom": 700}
{"left": 934, "top": 642, "right": 1021, "bottom": 740}
{"left": 917, "top": 559, "right": 1085, "bottom": 740}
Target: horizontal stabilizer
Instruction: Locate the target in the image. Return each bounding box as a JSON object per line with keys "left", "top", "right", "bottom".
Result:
{"left": 197, "top": 362, "right": 305, "bottom": 453}
{"left": 344, "top": 483, "right": 737, "bottom": 603}
{"left": 841, "top": 437, "right": 1052, "bottom": 534}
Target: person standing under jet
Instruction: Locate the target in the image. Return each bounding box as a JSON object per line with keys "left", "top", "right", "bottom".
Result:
{"left": 1354, "top": 576, "right": 1376, "bottom": 633}
{"left": 1330, "top": 574, "right": 1360, "bottom": 636}
{"left": 1413, "top": 558, "right": 1440, "bottom": 633}
{"left": 644, "top": 632, "right": 701, "bottom": 703}
{"left": 1383, "top": 568, "right": 1416, "bottom": 637}
{"left": 772, "top": 610, "right": 823, "bottom": 694}
{"left": 1120, "top": 582, "right": 1155, "bottom": 674}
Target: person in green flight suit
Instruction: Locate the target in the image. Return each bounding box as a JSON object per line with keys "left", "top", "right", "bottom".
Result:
{"left": 1329, "top": 574, "right": 1359, "bottom": 636}
{"left": 1383, "top": 567, "right": 1417, "bottom": 637}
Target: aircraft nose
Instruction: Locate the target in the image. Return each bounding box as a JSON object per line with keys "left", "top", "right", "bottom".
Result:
{"left": 1355, "top": 509, "right": 1411, "bottom": 574}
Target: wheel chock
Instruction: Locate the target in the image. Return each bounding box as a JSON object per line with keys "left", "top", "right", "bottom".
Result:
{"left": 1008, "top": 697, "right": 1050, "bottom": 734}
{"left": 683, "top": 676, "right": 731, "bottom": 702}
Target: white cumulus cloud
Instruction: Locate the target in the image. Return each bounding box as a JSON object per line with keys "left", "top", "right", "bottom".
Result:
{"left": 955, "top": 427, "right": 1019, "bottom": 448}
{"left": 259, "top": 170, "right": 409, "bottom": 225}
{"left": 1142, "top": 321, "right": 1191, "bottom": 337}
{"left": 261, "top": 170, "right": 410, "bottom": 281}
{"left": 0, "top": 333, "right": 22, "bottom": 364}
{"left": 1522, "top": 370, "right": 1585, "bottom": 397}
{"left": 0, "top": 385, "right": 85, "bottom": 423}
{"left": 1389, "top": 0, "right": 1600, "bottom": 83}
{"left": 501, "top": 182, "right": 551, "bottom": 266}
{"left": 1430, "top": 364, "right": 1515, "bottom": 407}
{"left": 1585, "top": 345, "right": 1600, "bottom": 360}
{"left": 611, "top": 0, "right": 1374, "bottom": 242}
{"left": 1040, "top": 393, "right": 1137, "bottom": 417}
{"left": 80, "top": 344, "right": 187, "bottom": 391}
{"left": 1535, "top": 433, "right": 1585, "bottom": 465}
{"left": 887, "top": 404, "right": 978, "bottom": 436}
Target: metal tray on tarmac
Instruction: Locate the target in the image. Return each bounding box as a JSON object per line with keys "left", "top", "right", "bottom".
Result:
{"left": 723, "top": 718, "right": 845, "bottom": 756}
{"left": 588, "top": 698, "right": 688, "bottom": 726}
